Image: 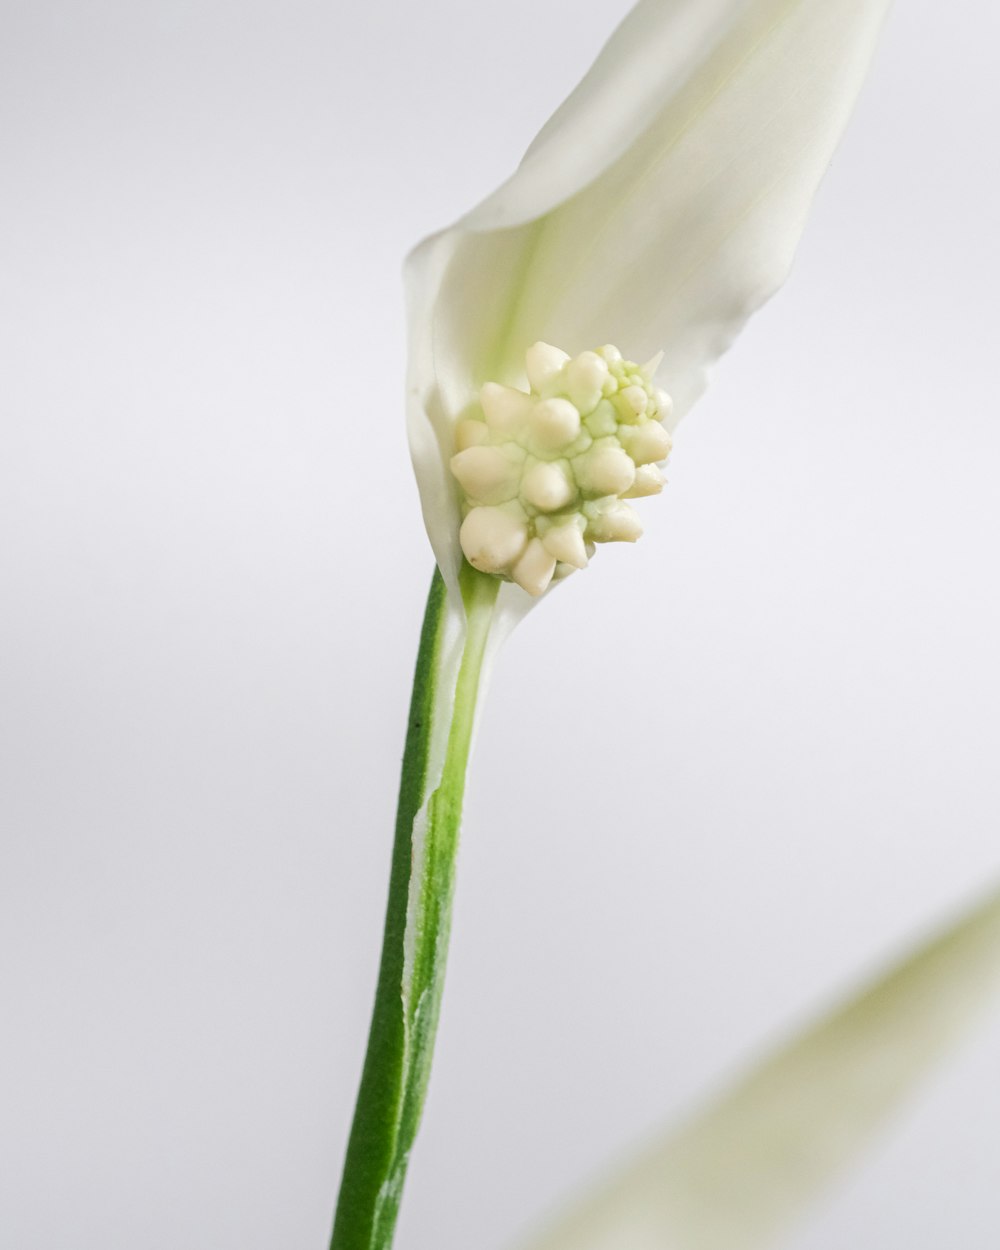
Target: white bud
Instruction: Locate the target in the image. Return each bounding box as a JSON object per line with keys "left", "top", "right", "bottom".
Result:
{"left": 622, "top": 421, "right": 672, "bottom": 465}
{"left": 520, "top": 461, "right": 574, "bottom": 512}
{"left": 460, "top": 506, "right": 528, "bottom": 574}
{"left": 653, "top": 388, "right": 673, "bottom": 422}
{"left": 565, "top": 351, "right": 609, "bottom": 414}
{"left": 623, "top": 463, "right": 666, "bottom": 498}
{"left": 576, "top": 446, "right": 636, "bottom": 496}
{"left": 619, "top": 385, "right": 648, "bottom": 418}
{"left": 597, "top": 344, "right": 622, "bottom": 363}
{"left": 530, "top": 397, "right": 580, "bottom": 450}
{"left": 541, "top": 521, "right": 589, "bottom": 569}
{"left": 480, "top": 382, "right": 530, "bottom": 435}
{"left": 511, "top": 537, "right": 557, "bottom": 597}
{"left": 525, "top": 342, "right": 570, "bottom": 393}
{"left": 450, "top": 446, "right": 520, "bottom": 505}
{"left": 454, "top": 418, "right": 489, "bottom": 451}
{"left": 588, "top": 501, "right": 643, "bottom": 544}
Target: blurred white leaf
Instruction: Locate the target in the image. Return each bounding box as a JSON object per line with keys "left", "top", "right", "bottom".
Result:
{"left": 516, "top": 885, "right": 1000, "bottom": 1250}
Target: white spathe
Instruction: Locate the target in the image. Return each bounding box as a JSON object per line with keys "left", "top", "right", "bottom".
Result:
{"left": 404, "top": 0, "right": 892, "bottom": 619}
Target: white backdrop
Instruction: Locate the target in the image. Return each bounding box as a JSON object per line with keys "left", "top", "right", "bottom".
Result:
{"left": 3, "top": 2, "right": 1000, "bottom": 1247}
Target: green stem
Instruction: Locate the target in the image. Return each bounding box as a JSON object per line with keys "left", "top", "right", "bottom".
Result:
{"left": 330, "top": 563, "right": 501, "bottom": 1250}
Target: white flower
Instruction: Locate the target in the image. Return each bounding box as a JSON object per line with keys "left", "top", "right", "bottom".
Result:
{"left": 405, "top": 0, "right": 891, "bottom": 619}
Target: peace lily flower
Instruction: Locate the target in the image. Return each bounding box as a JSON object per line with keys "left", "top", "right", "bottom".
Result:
{"left": 406, "top": 0, "right": 892, "bottom": 624}
{"left": 331, "top": 2, "right": 896, "bottom": 1248}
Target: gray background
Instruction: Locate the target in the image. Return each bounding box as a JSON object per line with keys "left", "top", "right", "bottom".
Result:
{"left": 3, "top": 1, "right": 999, "bottom": 1247}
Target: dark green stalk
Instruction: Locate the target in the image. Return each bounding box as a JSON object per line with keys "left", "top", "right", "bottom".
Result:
{"left": 330, "top": 563, "right": 500, "bottom": 1250}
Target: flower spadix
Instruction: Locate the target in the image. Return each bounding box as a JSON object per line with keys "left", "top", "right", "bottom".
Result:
{"left": 451, "top": 343, "right": 673, "bottom": 596}
{"left": 405, "top": 0, "right": 891, "bottom": 618}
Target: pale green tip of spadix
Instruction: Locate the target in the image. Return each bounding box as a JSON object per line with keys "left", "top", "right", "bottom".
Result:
{"left": 450, "top": 343, "right": 673, "bottom": 597}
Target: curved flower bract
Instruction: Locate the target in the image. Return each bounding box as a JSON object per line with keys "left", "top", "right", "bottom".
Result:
{"left": 406, "top": 0, "right": 891, "bottom": 618}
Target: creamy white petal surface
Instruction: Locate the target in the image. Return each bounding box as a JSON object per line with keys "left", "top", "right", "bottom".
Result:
{"left": 404, "top": 0, "right": 891, "bottom": 613}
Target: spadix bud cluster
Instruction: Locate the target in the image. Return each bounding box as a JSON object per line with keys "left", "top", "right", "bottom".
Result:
{"left": 450, "top": 343, "right": 673, "bottom": 596}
